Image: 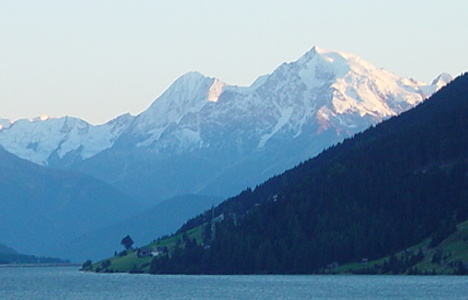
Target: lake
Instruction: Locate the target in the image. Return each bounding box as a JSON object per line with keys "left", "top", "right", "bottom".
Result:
{"left": 0, "top": 266, "right": 467, "bottom": 299}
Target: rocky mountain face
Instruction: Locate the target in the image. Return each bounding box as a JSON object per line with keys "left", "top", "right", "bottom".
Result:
{"left": 0, "top": 47, "right": 451, "bottom": 206}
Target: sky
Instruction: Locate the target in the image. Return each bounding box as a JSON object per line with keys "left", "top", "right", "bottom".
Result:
{"left": 1, "top": 1, "right": 467, "bottom": 125}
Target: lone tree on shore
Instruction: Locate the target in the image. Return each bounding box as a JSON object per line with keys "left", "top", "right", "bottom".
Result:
{"left": 121, "top": 235, "right": 134, "bottom": 250}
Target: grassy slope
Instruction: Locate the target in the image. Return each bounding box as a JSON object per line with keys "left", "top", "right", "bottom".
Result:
{"left": 89, "top": 225, "right": 204, "bottom": 273}
{"left": 415, "top": 220, "right": 468, "bottom": 274}
{"left": 333, "top": 220, "right": 468, "bottom": 275}
{"left": 90, "top": 220, "right": 468, "bottom": 275}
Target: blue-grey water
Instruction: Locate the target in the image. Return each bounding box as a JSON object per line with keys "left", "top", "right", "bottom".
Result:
{"left": 0, "top": 266, "right": 467, "bottom": 299}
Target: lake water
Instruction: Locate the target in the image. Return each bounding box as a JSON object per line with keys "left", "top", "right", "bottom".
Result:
{"left": 0, "top": 266, "right": 467, "bottom": 299}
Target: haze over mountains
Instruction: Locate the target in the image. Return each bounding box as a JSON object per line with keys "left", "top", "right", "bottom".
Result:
{"left": 0, "top": 46, "right": 452, "bottom": 261}
{"left": 0, "top": 147, "right": 142, "bottom": 258}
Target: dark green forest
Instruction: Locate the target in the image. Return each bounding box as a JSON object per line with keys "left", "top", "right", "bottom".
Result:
{"left": 149, "top": 73, "right": 468, "bottom": 274}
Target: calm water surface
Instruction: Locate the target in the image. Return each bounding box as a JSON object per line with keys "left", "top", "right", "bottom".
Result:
{"left": 0, "top": 266, "right": 467, "bottom": 299}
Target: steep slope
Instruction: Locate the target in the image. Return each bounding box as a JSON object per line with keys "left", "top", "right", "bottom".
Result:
{"left": 75, "top": 47, "right": 450, "bottom": 204}
{"left": 0, "top": 147, "right": 143, "bottom": 260}
{"left": 139, "top": 72, "right": 468, "bottom": 274}
{"left": 333, "top": 220, "right": 468, "bottom": 275}
{"left": 54, "top": 194, "right": 221, "bottom": 262}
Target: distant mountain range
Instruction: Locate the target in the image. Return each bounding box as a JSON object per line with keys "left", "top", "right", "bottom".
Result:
{"left": 0, "top": 47, "right": 451, "bottom": 205}
{"left": 0, "top": 46, "right": 453, "bottom": 261}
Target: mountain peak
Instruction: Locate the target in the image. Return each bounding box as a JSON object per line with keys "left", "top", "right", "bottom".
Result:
{"left": 294, "top": 46, "right": 362, "bottom": 81}
{"left": 0, "top": 46, "right": 450, "bottom": 176}
{"left": 177, "top": 71, "right": 207, "bottom": 82}
{"left": 160, "top": 71, "right": 225, "bottom": 101}
{"left": 301, "top": 45, "right": 330, "bottom": 57}
{"left": 0, "top": 119, "right": 12, "bottom": 130}
{"left": 131, "top": 71, "right": 227, "bottom": 147}
{"left": 298, "top": 45, "right": 323, "bottom": 62}
{"left": 431, "top": 73, "right": 453, "bottom": 89}
{"left": 299, "top": 46, "right": 351, "bottom": 61}
{"left": 160, "top": 71, "right": 215, "bottom": 97}
{"left": 145, "top": 70, "right": 228, "bottom": 109}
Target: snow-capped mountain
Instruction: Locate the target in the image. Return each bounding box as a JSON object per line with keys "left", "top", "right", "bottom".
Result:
{"left": 123, "top": 46, "right": 448, "bottom": 155}
{"left": 0, "top": 46, "right": 452, "bottom": 204}
{"left": 0, "top": 113, "right": 134, "bottom": 166}
{"left": 122, "top": 72, "right": 225, "bottom": 150}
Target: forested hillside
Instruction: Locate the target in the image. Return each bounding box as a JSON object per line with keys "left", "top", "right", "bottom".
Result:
{"left": 105, "top": 73, "right": 468, "bottom": 274}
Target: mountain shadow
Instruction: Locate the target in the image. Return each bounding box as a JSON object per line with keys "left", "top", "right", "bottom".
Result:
{"left": 53, "top": 194, "right": 221, "bottom": 262}
{"left": 0, "top": 147, "right": 143, "bottom": 260}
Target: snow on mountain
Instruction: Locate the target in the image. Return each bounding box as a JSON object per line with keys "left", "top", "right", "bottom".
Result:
{"left": 60, "top": 45, "right": 450, "bottom": 204}
{"left": 0, "top": 113, "right": 134, "bottom": 166}
{"left": 0, "top": 46, "right": 454, "bottom": 262}
{"left": 431, "top": 73, "right": 453, "bottom": 90}
{"left": 0, "top": 46, "right": 451, "bottom": 180}
{"left": 123, "top": 46, "right": 449, "bottom": 155}
{"left": 126, "top": 72, "right": 226, "bottom": 150}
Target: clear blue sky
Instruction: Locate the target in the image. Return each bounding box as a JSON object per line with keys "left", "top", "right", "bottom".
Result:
{"left": 1, "top": 0, "right": 466, "bottom": 124}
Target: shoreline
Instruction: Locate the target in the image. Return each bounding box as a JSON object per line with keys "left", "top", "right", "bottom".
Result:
{"left": 0, "top": 263, "right": 81, "bottom": 268}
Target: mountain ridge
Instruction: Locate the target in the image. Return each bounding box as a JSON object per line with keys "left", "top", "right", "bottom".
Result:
{"left": 0, "top": 46, "right": 450, "bottom": 170}
{"left": 73, "top": 47, "right": 451, "bottom": 204}
{"left": 0, "top": 47, "right": 452, "bottom": 205}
